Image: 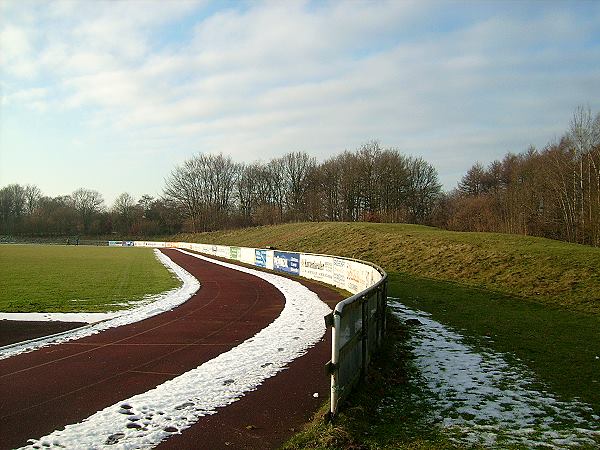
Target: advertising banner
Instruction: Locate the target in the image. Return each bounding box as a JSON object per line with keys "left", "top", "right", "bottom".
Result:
{"left": 299, "top": 254, "right": 334, "bottom": 284}
{"left": 229, "top": 246, "right": 241, "bottom": 261}
{"left": 240, "top": 247, "right": 256, "bottom": 265}
{"left": 332, "top": 257, "right": 348, "bottom": 290}
{"left": 255, "top": 249, "right": 267, "bottom": 267}
{"left": 214, "top": 245, "right": 230, "bottom": 259}
{"left": 273, "top": 251, "right": 300, "bottom": 275}
{"left": 133, "top": 241, "right": 167, "bottom": 248}
{"left": 346, "top": 260, "right": 381, "bottom": 293}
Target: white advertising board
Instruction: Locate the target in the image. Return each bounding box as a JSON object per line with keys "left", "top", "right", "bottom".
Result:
{"left": 346, "top": 260, "right": 381, "bottom": 293}
{"left": 240, "top": 247, "right": 256, "bottom": 265}
{"left": 299, "top": 254, "right": 334, "bottom": 285}
{"left": 214, "top": 245, "right": 230, "bottom": 259}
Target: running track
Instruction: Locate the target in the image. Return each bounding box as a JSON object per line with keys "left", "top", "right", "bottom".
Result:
{"left": 0, "top": 249, "right": 342, "bottom": 449}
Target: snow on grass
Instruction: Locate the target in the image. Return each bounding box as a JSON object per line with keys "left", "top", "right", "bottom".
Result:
{"left": 0, "top": 250, "right": 199, "bottom": 359}
{"left": 390, "top": 301, "right": 600, "bottom": 449}
{"left": 20, "top": 250, "right": 332, "bottom": 449}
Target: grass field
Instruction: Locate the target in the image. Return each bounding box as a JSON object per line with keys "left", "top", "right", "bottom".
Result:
{"left": 174, "top": 222, "right": 600, "bottom": 448}
{"left": 0, "top": 244, "right": 180, "bottom": 312}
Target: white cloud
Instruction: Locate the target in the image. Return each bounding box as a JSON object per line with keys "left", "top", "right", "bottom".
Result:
{"left": 1, "top": 0, "right": 599, "bottom": 196}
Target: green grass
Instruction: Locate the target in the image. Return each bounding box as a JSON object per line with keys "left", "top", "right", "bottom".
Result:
{"left": 388, "top": 272, "right": 600, "bottom": 412}
{"left": 175, "top": 222, "right": 600, "bottom": 315}
{"left": 0, "top": 244, "right": 180, "bottom": 312}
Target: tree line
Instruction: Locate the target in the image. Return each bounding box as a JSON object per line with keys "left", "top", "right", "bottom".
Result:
{"left": 2, "top": 107, "right": 598, "bottom": 247}
{"left": 0, "top": 142, "right": 442, "bottom": 237}
{"left": 0, "top": 185, "right": 178, "bottom": 237}
{"left": 436, "top": 106, "right": 600, "bottom": 246}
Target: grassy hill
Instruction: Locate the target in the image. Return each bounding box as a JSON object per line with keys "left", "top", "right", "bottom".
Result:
{"left": 176, "top": 222, "right": 600, "bottom": 315}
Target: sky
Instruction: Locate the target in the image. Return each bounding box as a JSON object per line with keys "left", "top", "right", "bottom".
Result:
{"left": 1, "top": 0, "right": 599, "bottom": 207}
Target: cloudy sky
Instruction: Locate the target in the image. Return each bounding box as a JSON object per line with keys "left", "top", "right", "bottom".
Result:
{"left": 1, "top": 0, "right": 599, "bottom": 206}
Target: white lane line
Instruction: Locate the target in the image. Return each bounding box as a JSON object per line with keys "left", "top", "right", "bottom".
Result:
{"left": 0, "top": 250, "right": 200, "bottom": 360}
{"left": 20, "top": 250, "right": 331, "bottom": 449}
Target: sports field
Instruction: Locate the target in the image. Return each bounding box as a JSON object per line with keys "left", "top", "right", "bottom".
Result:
{"left": 0, "top": 244, "right": 180, "bottom": 313}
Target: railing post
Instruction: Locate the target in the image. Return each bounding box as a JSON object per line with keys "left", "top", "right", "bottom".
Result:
{"left": 361, "top": 295, "right": 368, "bottom": 380}
{"left": 383, "top": 280, "right": 388, "bottom": 336}
{"left": 376, "top": 285, "right": 383, "bottom": 348}
{"left": 330, "top": 311, "right": 341, "bottom": 416}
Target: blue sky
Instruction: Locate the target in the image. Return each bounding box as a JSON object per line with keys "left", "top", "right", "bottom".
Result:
{"left": 1, "top": 0, "right": 599, "bottom": 207}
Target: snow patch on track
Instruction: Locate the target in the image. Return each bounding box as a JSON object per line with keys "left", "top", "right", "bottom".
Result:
{"left": 390, "top": 301, "right": 600, "bottom": 449}
{"left": 0, "top": 250, "right": 200, "bottom": 360}
{"left": 20, "top": 250, "right": 331, "bottom": 450}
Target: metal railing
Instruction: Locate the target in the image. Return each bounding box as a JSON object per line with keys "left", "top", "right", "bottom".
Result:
{"left": 326, "top": 261, "right": 387, "bottom": 416}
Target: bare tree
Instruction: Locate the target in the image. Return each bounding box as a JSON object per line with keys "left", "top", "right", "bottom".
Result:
{"left": 70, "top": 188, "right": 105, "bottom": 233}
{"left": 163, "top": 154, "right": 240, "bottom": 231}
{"left": 24, "top": 185, "right": 42, "bottom": 216}
{"left": 112, "top": 192, "right": 136, "bottom": 234}
{"left": 278, "top": 151, "right": 316, "bottom": 221}
{"left": 406, "top": 157, "right": 442, "bottom": 223}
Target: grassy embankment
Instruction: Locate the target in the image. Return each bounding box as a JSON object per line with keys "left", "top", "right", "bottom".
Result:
{"left": 175, "top": 222, "right": 600, "bottom": 449}
{"left": 0, "top": 245, "right": 180, "bottom": 312}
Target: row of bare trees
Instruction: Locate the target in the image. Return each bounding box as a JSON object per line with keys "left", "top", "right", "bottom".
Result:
{"left": 0, "top": 186, "right": 181, "bottom": 237}
{"left": 0, "top": 186, "right": 104, "bottom": 235}
{"left": 162, "top": 142, "right": 442, "bottom": 232}
{"left": 438, "top": 106, "right": 600, "bottom": 246}
{"left": 1, "top": 143, "right": 442, "bottom": 237}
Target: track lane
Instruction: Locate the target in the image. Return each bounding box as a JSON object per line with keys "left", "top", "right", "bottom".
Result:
{"left": 0, "top": 249, "right": 284, "bottom": 450}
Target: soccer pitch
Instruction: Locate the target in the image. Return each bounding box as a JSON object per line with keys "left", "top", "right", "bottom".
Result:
{"left": 0, "top": 244, "right": 180, "bottom": 313}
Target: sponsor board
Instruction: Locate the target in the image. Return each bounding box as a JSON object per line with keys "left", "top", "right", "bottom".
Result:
{"left": 273, "top": 251, "right": 300, "bottom": 275}
{"left": 346, "top": 260, "right": 381, "bottom": 293}
{"left": 240, "top": 247, "right": 256, "bottom": 265}
{"left": 214, "top": 245, "right": 230, "bottom": 259}
{"left": 255, "top": 249, "right": 267, "bottom": 267}
{"left": 332, "top": 258, "right": 348, "bottom": 290}
{"left": 229, "top": 246, "right": 241, "bottom": 260}
{"left": 133, "top": 241, "right": 167, "bottom": 248}
{"left": 300, "top": 254, "right": 334, "bottom": 284}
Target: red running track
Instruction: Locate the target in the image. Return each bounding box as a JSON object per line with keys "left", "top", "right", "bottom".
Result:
{"left": 1, "top": 249, "right": 334, "bottom": 450}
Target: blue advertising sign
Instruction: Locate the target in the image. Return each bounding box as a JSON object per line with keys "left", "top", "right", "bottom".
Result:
{"left": 255, "top": 249, "right": 267, "bottom": 268}
{"left": 273, "top": 251, "right": 300, "bottom": 275}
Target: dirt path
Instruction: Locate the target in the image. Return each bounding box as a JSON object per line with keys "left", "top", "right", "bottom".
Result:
{"left": 0, "top": 249, "right": 340, "bottom": 449}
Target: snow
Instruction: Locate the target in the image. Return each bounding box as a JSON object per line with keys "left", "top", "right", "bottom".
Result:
{"left": 19, "top": 250, "right": 332, "bottom": 449}
{"left": 0, "top": 250, "right": 200, "bottom": 359}
{"left": 390, "top": 301, "right": 600, "bottom": 449}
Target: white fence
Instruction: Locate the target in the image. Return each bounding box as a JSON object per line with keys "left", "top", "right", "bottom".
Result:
{"left": 133, "top": 240, "right": 388, "bottom": 416}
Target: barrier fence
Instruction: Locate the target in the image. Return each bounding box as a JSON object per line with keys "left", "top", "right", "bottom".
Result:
{"left": 132, "top": 240, "right": 387, "bottom": 417}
